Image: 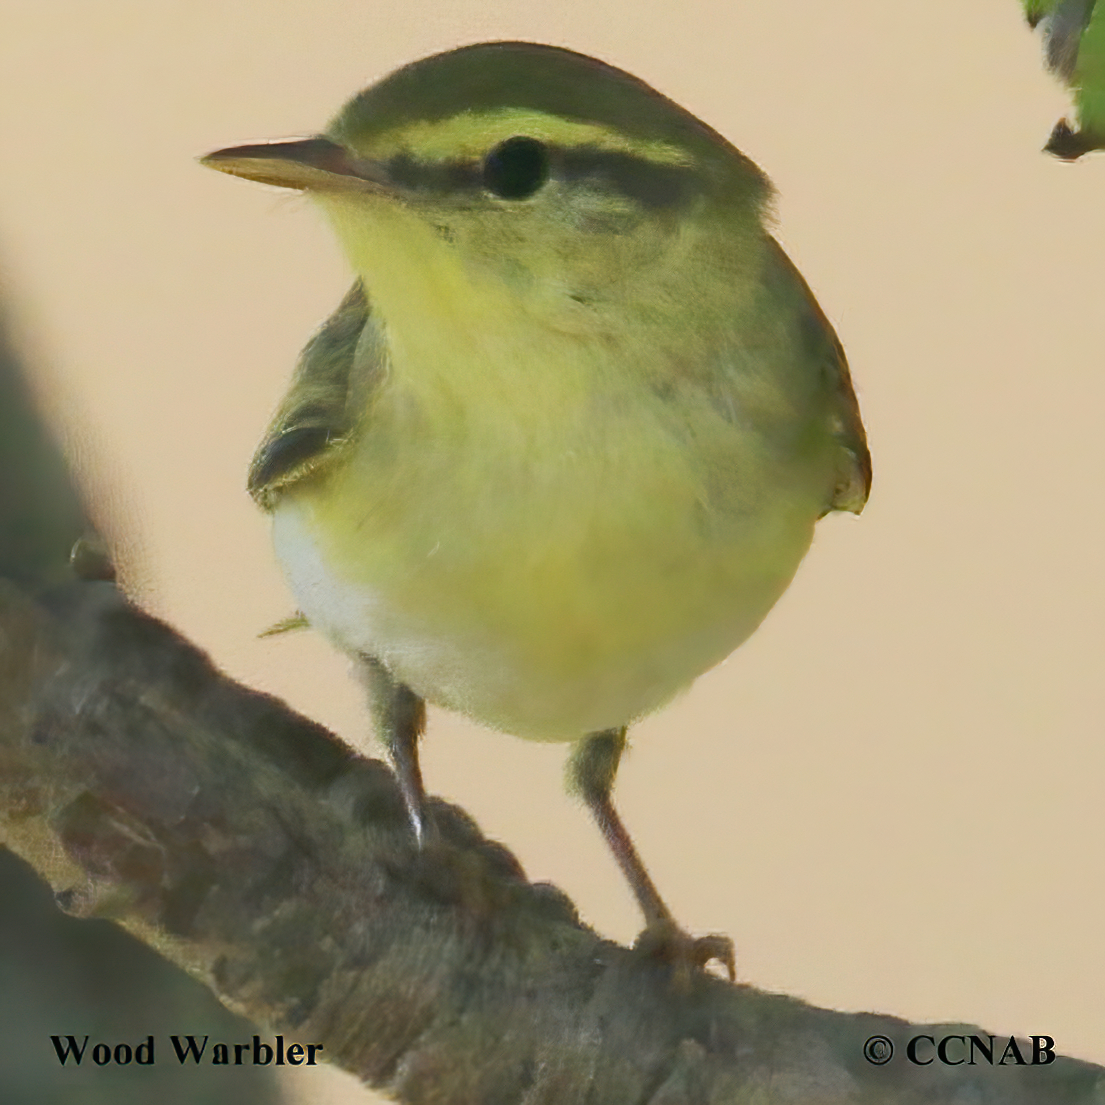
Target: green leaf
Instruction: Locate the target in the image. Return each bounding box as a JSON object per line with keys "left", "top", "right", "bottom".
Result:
{"left": 1025, "top": 0, "right": 1105, "bottom": 157}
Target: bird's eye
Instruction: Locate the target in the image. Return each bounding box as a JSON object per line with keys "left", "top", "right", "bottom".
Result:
{"left": 482, "top": 137, "right": 550, "bottom": 200}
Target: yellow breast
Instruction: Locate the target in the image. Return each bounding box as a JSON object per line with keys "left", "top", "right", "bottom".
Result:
{"left": 270, "top": 190, "right": 839, "bottom": 739}
{"left": 271, "top": 333, "right": 826, "bottom": 740}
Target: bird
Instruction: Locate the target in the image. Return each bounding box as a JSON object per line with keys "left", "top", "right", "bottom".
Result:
{"left": 202, "top": 40, "right": 870, "bottom": 979}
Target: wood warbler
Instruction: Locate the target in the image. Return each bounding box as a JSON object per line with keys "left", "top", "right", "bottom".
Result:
{"left": 203, "top": 41, "right": 871, "bottom": 978}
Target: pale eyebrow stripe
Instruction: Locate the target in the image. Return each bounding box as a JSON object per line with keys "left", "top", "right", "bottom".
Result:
{"left": 366, "top": 108, "right": 696, "bottom": 167}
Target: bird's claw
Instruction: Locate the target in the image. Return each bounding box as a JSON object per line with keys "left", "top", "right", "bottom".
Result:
{"left": 633, "top": 918, "right": 736, "bottom": 982}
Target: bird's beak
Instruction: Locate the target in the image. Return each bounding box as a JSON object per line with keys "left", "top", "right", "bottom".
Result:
{"left": 200, "top": 137, "right": 393, "bottom": 193}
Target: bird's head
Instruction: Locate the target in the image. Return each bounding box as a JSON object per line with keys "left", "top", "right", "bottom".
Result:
{"left": 203, "top": 42, "right": 771, "bottom": 340}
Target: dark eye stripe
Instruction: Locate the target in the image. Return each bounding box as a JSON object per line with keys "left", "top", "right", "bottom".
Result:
{"left": 385, "top": 152, "right": 483, "bottom": 191}
{"left": 557, "top": 148, "right": 694, "bottom": 209}
{"left": 384, "top": 145, "right": 698, "bottom": 209}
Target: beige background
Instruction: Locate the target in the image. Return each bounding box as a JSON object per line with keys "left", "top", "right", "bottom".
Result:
{"left": 2, "top": 1, "right": 1102, "bottom": 1101}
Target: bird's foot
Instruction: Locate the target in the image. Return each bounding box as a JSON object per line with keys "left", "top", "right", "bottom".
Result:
{"left": 633, "top": 918, "right": 736, "bottom": 982}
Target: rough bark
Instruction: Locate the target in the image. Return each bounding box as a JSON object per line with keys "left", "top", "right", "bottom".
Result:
{"left": 2, "top": 299, "right": 1103, "bottom": 1104}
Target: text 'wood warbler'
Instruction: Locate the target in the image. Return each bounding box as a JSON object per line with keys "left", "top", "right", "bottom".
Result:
{"left": 203, "top": 41, "right": 871, "bottom": 979}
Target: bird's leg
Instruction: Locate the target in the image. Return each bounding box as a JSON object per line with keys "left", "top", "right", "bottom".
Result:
{"left": 359, "top": 656, "right": 428, "bottom": 844}
{"left": 568, "top": 729, "right": 671, "bottom": 922}
{"left": 568, "top": 728, "right": 736, "bottom": 980}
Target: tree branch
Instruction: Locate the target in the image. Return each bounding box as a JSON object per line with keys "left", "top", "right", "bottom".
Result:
{"left": 1, "top": 296, "right": 1102, "bottom": 1104}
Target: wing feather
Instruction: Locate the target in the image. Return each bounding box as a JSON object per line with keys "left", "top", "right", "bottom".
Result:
{"left": 766, "top": 237, "right": 871, "bottom": 515}
{"left": 248, "top": 280, "right": 382, "bottom": 510}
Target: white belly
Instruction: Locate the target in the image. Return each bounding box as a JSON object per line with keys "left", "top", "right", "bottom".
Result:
{"left": 270, "top": 411, "right": 821, "bottom": 740}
